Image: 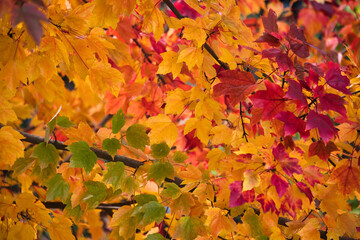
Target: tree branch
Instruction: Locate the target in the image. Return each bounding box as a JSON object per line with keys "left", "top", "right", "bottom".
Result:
{"left": 0, "top": 124, "right": 183, "bottom": 186}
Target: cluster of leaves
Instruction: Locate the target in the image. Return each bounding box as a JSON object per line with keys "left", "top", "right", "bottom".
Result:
{"left": 1, "top": 0, "right": 360, "bottom": 239}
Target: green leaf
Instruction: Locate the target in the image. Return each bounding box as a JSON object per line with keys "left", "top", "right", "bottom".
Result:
{"left": 161, "top": 183, "right": 181, "bottom": 199}
{"left": 123, "top": 176, "right": 138, "bottom": 194}
{"left": 243, "top": 208, "right": 263, "bottom": 238}
{"left": 32, "top": 161, "right": 56, "bottom": 181}
{"left": 82, "top": 181, "right": 107, "bottom": 210}
{"left": 151, "top": 142, "right": 170, "bottom": 158}
{"left": 145, "top": 233, "right": 166, "bottom": 240}
{"left": 134, "top": 194, "right": 158, "bottom": 206}
{"left": 45, "top": 174, "right": 70, "bottom": 201}
{"left": 68, "top": 141, "right": 97, "bottom": 174}
{"left": 141, "top": 201, "right": 166, "bottom": 225}
{"left": 173, "top": 216, "right": 206, "bottom": 240}
{"left": 12, "top": 156, "right": 36, "bottom": 176}
{"left": 56, "top": 116, "right": 76, "bottom": 128}
{"left": 173, "top": 151, "right": 188, "bottom": 163}
{"left": 32, "top": 142, "right": 59, "bottom": 169}
{"left": 112, "top": 110, "right": 125, "bottom": 134}
{"left": 102, "top": 138, "right": 121, "bottom": 156}
{"left": 148, "top": 161, "right": 174, "bottom": 185}
{"left": 126, "top": 124, "right": 149, "bottom": 151}
{"left": 103, "top": 162, "right": 125, "bottom": 190}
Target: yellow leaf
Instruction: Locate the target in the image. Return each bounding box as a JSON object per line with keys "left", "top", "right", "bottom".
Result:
{"left": 0, "top": 126, "right": 24, "bottom": 166}
{"left": 146, "top": 7, "right": 164, "bottom": 41}
{"left": 243, "top": 169, "right": 260, "bottom": 191}
{"left": 157, "top": 51, "right": 183, "bottom": 78}
{"left": 8, "top": 222, "right": 36, "bottom": 240}
{"left": 0, "top": 82, "right": 17, "bottom": 124}
{"left": 207, "top": 148, "right": 226, "bottom": 171}
{"left": 206, "top": 208, "right": 236, "bottom": 237}
{"left": 177, "top": 47, "right": 204, "bottom": 70}
{"left": 48, "top": 214, "right": 75, "bottom": 240}
{"left": 90, "top": 0, "right": 118, "bottom": 28}
{"left": 184, "top": 118, "right": 212, "bottom": 145}
{"left": 147, "top": 114, "right": 178, "bottom": 147}
{"left": 195, "top": 96, "right": 221, "bottom": 121}
{"left": 219, "top": 47, "right": 237, "bottom": 70}
{"left": 297, "top": 219, "right": 320, "bottom": 240}
{"left": 0, "top": 60, "right": 27, "bottom": 90}
{"left": 41, "top": 36, "right": 70, "bottom": 66}
{"left": 210, "top": 125, "right": 232, "bottom": 145}
{"left": 110, "top": 205, "right": 133, "bottom": 227}
{"left": 64, "top": 121, "right": 96, "bottom": 146}
{"left": 165, "top": 88, "right": 190, "bottom": 115}
{"left": 180, "top": 18, "right": 207, "bottom": 47}
{"left": 89, "top": 61, "right": 124, "bottom": 96}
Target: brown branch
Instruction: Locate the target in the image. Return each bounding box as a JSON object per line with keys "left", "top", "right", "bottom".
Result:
{"left": 0, "top": 124, "right": 183, "bottom": 186}
{"left": 96, "top": 114, "right": 113, "bottom": 130}
{"left": 162, "top": 0, "right": 229, "bottom": 71}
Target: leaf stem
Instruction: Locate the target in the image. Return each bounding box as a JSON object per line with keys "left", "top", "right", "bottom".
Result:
{"left": 239, "top": 102, "right": 248, "bottom": 142}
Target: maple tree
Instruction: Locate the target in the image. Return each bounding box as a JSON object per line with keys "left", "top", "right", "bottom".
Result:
{"left": 0, "top": 0, "right": 360, "bottom": 239}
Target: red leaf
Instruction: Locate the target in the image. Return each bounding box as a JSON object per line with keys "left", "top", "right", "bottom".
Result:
{"left": 256, "top": 194, "right": 278, "bottom": 214}
{"left": 275, "top": 111, "right": 309, "bottom": 138}
{"left": 287, "top": 24, "right": 309, "bottom": 58}
{"left": 308, "top": 140, "right": 338, "bottom": 161}
{"left": 262, "top": 9, "right": 278, "bottom": 33}
{"left": 250, "top": 80, "right": 286, "bottom": 120}
{"left": 325, "top": 62, "right": 351, "bottom": 94}
{"left": 271, "top": 173, "right": 289, "bottom": 198}
{"left": 262, "top": 48, "right": 282, "bottom": 58}
{"left": 213, "top": 70, "right": 257, "bottom": 106}
{"left": 305, "top": 110, "right": 338, "bottom": 143}
{"left": 296, "top": 182, "right": 313, "bottom": 203}
{"left": 255, "top": 32, "right": 281, "bottom": 47}
{"left": 273, "top": 143, "right": 302, "bottom": 176}
{"left": 229, "top": 181, "right": 255, "bottom": 208}
{"left": 11, "top": 3, "right": 47, "bottom": 46}
{"left": 319, "top": 93, "right": 347, "bottom": 117}
{"left": 285, "top": 80, "right": 307, "bottom": 107}
{"left": 276, "top": 53, "right": 294, "bottom": 73}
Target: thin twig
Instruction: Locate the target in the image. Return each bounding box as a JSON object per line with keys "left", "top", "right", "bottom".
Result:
{"left": 239, "top": 102, "right": 248, "bottom": 142}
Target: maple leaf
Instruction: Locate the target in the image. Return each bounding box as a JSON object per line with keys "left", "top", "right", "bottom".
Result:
{"left": 213, "top": 70, "right": 257, "bottom": 106}
{"left": 271, "top": 174, "right": 289, "bottom": 198}
{"left": 275, "top": 111, "right": 309, "bottom": 138}
{"left": 147, "top": 114, "right": 178, "bottom": 147}
{"left": 229, "top": 181, "right": 255, "bottom": 208}
{"left": 286, "top": 24, "right": 309, "bottom": 58}
{"left": 296, "top": 182, "right": 313, "bottom": 203}
{"left": 11, "top": 3, "right": 47, "bottom": 46}
{"left": 8, "top": 222, "right": 36, "bottom": 240}
{"left": 256, "top": 194, "right": 277, "bottom": 213}
{"left": 47, "top": 214, "right": 75, "bottom": 240}
{"left": 285, "top": 79, "right": 307, "bottom": 107}
{"left": 103, "top": 162, "right": 125, "bottom": 190}
{"left": 308, "top": 140, "right": 338, "bottom": 161}
{"left": 325, "top": 62, "right": 351, "bottom": 94}
{"left": 0, "top": 126, "right": 24, "bottom": 166}
{"left": 68, "top": 141, "right": 98, "bottom": 174}
{"left": 255, "top": 9, "right": 281, "bottom": 46}
{"left": 157, "top": 51, "right": 183, "bottom": 78}
{"left": 303, "top": 165, "right": 324, "bottom": 187}
{"left": 148, "top": 161, "right": 174, "bottom": 185}
{"left": 328, "top": 164, "right": 360, "bottom": 195}
{"left": 32, "top": 142, "right": 59, "bottom": 170}
{"left": 112, "top": 109, "right": 125, "bottom": 134}
{"left": 184, "top": 118, "right": 212, "bottom": 145}
{"left": 243, "top": 169, "right": 260, "bottom": 191}
{"left": 173, "top": 216, "right": 206, "bottom": 240}
{"left": 305, "top": 110, "right": 338, "bottom": 143}
{"left": 319, "top": 93, "right": 347, "bottom": 117}
{"left": 45, "top": 174, "right": 70, "bottom": 201}
{"left": 273, "top": 143, "right": 302, "bottom": 176}
{"left": 126, "top": 124, "right": 149, "bottom": 151}
{"left": 250, "top": 80, "right": 286, "bottom": 120}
